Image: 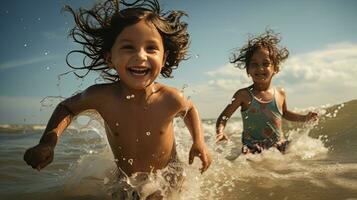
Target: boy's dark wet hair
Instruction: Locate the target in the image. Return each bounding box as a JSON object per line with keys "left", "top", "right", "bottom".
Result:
{"left": 230, "top": 29, "right": 289, "bottom": 73}
{"left": 64, "top": 0, "right": 189, "bottom": 81}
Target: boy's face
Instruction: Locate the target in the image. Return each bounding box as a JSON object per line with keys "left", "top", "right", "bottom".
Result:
{"left": 107, "top": 20, "right": 166, "bottom": 90}
{"left": 247, "top": 48, "right": 277, "bottom": 84}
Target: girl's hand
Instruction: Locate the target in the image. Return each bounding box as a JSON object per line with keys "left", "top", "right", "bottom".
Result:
{"left": 24, "top": 143, "right": 54, "bottom": 171}
{"left": 305, "top": 111, "right": 318, "bottom": 122}
{"left": 189, "top": 142, "right": 212, "bottom": 174}
{"left": 215, "top": 132, "right": 229, "bottom": 143}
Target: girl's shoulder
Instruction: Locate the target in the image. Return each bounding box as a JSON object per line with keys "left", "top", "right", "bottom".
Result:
{"left": 274, "top": 86, "right": 286, "bottom": 97}
{"left": 234, "top": 87, "right": 252, "bottom": 99}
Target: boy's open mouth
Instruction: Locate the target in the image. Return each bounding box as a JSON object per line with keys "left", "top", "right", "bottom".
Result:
{"left": 127, "top": 67, "right": 151, "bottom": 76}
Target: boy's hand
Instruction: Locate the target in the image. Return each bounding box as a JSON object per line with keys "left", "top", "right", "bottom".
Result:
{"left": 305, "top": 111, "right": 318, "bottom": 122}
{"left": 24, "top": 143, "right": 54, "bottom": 171}
{"left": 215, "top": 132, "right": 229, "bottom": 143}
{"left": 189, "top": 142, "right": 212, "bottom": 174}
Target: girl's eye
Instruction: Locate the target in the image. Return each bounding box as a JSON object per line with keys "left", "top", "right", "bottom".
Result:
{"left": 250, "top": 63, "right": 258, "bottom": 68}
{"left": 263, "top": 62, "right": 271, "bottom": 67}
{"left": 120, "top": 45, "right": 134, "bottom": 50}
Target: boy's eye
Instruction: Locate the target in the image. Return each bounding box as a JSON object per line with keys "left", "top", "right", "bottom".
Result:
{"left": 146, "top": 45, "right": 159, "bottom": 52}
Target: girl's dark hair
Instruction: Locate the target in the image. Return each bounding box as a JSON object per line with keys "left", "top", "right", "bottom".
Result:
{"left": 230, "top": 29, "right": 289, "bottom": 73}
{"left": 64, "top": 0, "right": 189, "bottom": 81}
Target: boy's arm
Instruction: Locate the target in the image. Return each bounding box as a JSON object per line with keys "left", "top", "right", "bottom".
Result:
{"left": 215, "top": 90, "right": 243, "bottom": 142}
{"left": 173, "top": 90, "right": 211, "bottom": 173}
{"left": 182, "top": 100, "right": 212, "bottom": 173}
{"left": 24, "top": 85, "right": 100, "bottom": 170}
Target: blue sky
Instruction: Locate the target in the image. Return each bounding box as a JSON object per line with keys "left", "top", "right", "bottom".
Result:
{"left": 1, "top": 0, "right": 357, "bottom": 124}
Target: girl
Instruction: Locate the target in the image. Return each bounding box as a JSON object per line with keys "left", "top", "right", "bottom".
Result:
{"left": 216, "top": 30, "right": 317, "bottom": 154}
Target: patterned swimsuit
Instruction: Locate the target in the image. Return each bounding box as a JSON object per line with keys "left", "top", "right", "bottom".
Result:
{"left": 241, "top": 87, "right": 288, "bottom": 153}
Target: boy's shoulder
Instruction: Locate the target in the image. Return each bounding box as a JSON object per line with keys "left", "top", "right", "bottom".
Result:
{"left": 86, "top": 83, "right": 117, "bottom": 91}
{"left": 81, "top": 82, "right": 118, "bottom": 97}
{"left": 154, "top": 83, "right": 188, "bottom": 111}
{"left": 155, "top": 83, "right": 185, "bottom": 101}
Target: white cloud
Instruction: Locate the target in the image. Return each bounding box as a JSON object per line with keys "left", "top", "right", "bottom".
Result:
{"left": 191, "top": 42, "right": 357, "bottom": 119}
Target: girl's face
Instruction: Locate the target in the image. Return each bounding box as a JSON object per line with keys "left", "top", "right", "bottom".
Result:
{"left": 247, "top": 48, "right": 277, "bottom": 84}
{"left": 107, "top": 19, "right": 166, "bottom": 90}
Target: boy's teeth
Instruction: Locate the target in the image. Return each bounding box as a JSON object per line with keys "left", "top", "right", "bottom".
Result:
{"left": 128, "top": 68, "right": 149, "bottom": 75}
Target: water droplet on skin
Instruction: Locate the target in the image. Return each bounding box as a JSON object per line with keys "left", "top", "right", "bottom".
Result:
{"left": 136, "top": 139, "right": 139, "bottom": 142}
{"left": 45, "top": 66, "right": 50, "bottom": 70}
{"left": 44, "top": 51, "right": 49, "bottom": 56}
{"left": 126, "top": 94, "right": 135, "bottom": 99}
{"left": 146, "top": 131, "right": 151, "bottom": 136}
{"left": 103, "top": 177, "right": 109, "bottom": 184}
{"left": 123, "top": 157, "right": 126, "bottom": 161}
{"left": 115, "top": 122, "right": 119, "bottom": 126}
{"left": 222, "top": 116, "right": 227, "bottom": 120}
{"left": 24, "top": 43, "right": 28, "bottom": 47}
{"left": 231, "top": 98, "right": 235, "bottom": 102}
{"left": 37, "top": 17, "right": 41, "bottom": 21}
{"left": 128, "top": 159, "right": 133, "bottom": 165}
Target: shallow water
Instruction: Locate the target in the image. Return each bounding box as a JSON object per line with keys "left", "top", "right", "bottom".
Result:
{"left": 1, "top": 100, "right": 357, "bottom": 200}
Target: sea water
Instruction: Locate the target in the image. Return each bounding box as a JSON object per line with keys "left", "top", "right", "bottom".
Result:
{"left": 1, "top": 101, "right": 357, "bottom": 200}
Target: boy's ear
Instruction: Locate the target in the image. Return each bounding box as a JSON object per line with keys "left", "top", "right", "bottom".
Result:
{"left": 105, "top": 53, "right": 114, "bottom": 68}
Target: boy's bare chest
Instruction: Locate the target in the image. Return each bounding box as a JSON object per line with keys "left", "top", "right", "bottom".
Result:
{"left": 99, "top": 99, "right": 174, "bottom": 133}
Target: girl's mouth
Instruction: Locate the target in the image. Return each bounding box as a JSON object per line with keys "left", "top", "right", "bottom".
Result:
{"left": 255, "top": 73, "right": 267, "bottom": 78}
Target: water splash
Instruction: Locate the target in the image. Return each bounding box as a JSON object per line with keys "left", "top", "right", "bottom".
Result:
{"left": 40, "top": 96, "right": 66, "bottom": 110}
{"left": 52, "top": 103, "right": 356, "bottom": 199}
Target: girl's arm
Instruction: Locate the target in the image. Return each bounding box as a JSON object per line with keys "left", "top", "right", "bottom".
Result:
{"left": 215, "top": 90, "right": 244, "bottom": 142}
{"left": 281, "top": 90, "right": 318, "bottom": 122}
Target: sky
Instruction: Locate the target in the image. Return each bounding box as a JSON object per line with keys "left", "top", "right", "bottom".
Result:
{"left": 0, "top": 0, "right": 357, "bottom": 124}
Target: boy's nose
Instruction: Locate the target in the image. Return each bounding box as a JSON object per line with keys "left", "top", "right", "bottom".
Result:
{"left": 135, "top": 49, "right": 147, "bottom": 61}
